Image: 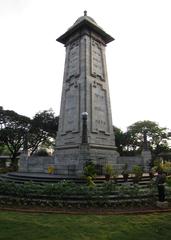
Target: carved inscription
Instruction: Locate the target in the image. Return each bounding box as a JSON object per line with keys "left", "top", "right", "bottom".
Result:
{"left": 91, "top": 84, "right": 109, "bottom": 133}
{"left": 65, "top": 94, "right": 75, "bottom": 131}
{"left": 91, "top": 40, "right": 104, "bottom": 79}
{"left": 67, "top": 40, "right": 80, "bottom": 80}
{"left": 63, "top": 85, "right": 79, "bottom": 133}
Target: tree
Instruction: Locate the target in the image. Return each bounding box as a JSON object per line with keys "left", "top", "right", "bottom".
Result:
{"left": 126, "top": 120, "right": 170, "bottom": 156}
{"left": 28, "top": 109, "right": 58, "bottom": 155}
{"left": 0, "top": 144, "right": 10, "bottom": 155}
{"left": 113, "top": 126, "right": 126, "bottom": 155}
{"left": 0, "top": 107, "right": 59, "bottom": 167}
{"left": 0, "top": 107, "right": 31, "bottom": 167}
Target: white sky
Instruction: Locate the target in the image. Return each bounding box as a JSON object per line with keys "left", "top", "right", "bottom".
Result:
{"left": 0, "top": 0, "right": 171, "bottom": 132}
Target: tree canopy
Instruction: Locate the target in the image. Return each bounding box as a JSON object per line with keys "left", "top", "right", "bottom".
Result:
{"left": 1, "top": 106, "right": 170, "bottom": 167}
{"left": 0, "top": 107, "right": 58, "bottom": 167}
{"left": 114, "top": 120, "right": 170, "bottom": 157}
{"left": 0, "top": 107, "right": 31, "bottom": 167}
{"left": 28, "top": 109, "right": 58, "bottom": 155}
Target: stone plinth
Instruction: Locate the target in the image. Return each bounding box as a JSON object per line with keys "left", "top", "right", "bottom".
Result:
{"left": 141, "top": 150, "right": 151, "bottom": 172}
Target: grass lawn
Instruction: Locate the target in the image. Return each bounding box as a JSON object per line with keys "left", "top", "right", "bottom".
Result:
{"left": 0, "top": 211, "right": 171, "bottom": 240}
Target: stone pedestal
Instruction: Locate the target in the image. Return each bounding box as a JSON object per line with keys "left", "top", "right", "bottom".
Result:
{"left": 54, "top": 144, "right": 119, "bottom": 176}
{"left": 54, "top": 145, "right": 87, "bottom": 176}
{"left": 19, "top": 153, "right": 29, "bottom": 172}
{"left": 141, "top": 150, "right": 151, "bottom": 172}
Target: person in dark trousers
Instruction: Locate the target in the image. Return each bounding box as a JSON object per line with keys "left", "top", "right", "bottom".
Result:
{"left": 156, "top": 170, "right": 166, "bottom": 202}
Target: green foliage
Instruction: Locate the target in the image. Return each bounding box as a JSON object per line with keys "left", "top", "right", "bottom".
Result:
{"left": 113, "top": 126, "right": 126, "bottom": 155}
{"left": 83, "top": 163, "right": 97, "bottom": 186}
{"left": 150, "top": 166, "right": 158, "bottom": 175}
{"left": 86, "top": 176, "right": 96, "bottom": 188}
{"left": 0, "top": 167, "right": 8, "bottom": 174}
{"left": 152, "top": 159, "right": 163, "bottom": 173}
{"left": 0, "top": 107, "right": 58, "bottom": 163}
{"left": 153, "top": 159, "right": 162, "bottom": 168}
{"left": 104, "top": 164, "right": 113, "bottom": 176}
{"left": 0, "top": 166, "right": 16, "bottom": 174}
{"left": 32, "top": 110, "right": 58, "bottom": 138}
{"left": 132, "top": 165, "right": 143, "bottom": 175}
{"left": 103, "top": 164, "right": 118, "bottom": 181}
{"left": 1, "top": 211, "right": 171, "bottom": 240}
{"left": 28, "top": 109, "right": 58, "bottom": 155}
{"left": 114, "top": 120, "right": 171, "bottom": 156}
{"left": 102, "top": 180, "right": 116, "bottom": 193}
{"left": 1, "top": 177, "right": 170, "bottom": 209}
{"left": 0, "top": 144, "right": 10, "bottom": 155}
{"left": 47, "top": 165, "right": 56, "bottom": 174}
{"left": 166, "top": 177, "right": 171, "bottom": 187}
{"left": 132, "top": 165, "right": 143, "bottom": 183}
{"left": 83, "top": 162, "right": 96, "bottom": 178}
{"left": 0, "top": 108, "right": 31, "bottom": 166}
{"left": 161, "top": 161, "right": 171, "bottom": 175}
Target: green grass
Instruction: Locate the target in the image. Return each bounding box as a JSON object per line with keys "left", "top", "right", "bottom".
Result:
{"left": 166, "top": 177, "right": 171, "bottom": 187}
{"left": 0, "top": 211, "right": 171, "bottom": 240}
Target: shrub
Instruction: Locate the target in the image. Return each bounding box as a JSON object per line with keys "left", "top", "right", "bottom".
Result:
{"left": 0, "top": 177, "right": 170, "bottom": 208}
{"left": 166, "top": 177, "right": 171, "bottom": 187}
{"left": 0, "top": 167, "right": 8, "bottom": 174}
{"left": 83, "top": 162, "right": 96, "bottom": 179}
{"left": 104, "top": 164, "right": 113, "bottom": 181}
{"left": 86, "top": 176, "right": 96, "bottom": 188}
{"left": 104, "top": 164, "right": 113, "bottom": 176}
{"left": 132, "top": 165, "right": 143, "bottom": 183}
{"left": 161, "top": 161, "right": 171, "bottom": 176}
{"left": 48, "top": 166, "right": 56, "bottom": 174}
{"left": 153, "top": 159, "right": 163, "bottom": 171}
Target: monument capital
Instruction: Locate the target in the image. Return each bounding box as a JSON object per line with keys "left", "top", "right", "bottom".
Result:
{"left": 56, "top": 12, "right": 114, "bottom": 45}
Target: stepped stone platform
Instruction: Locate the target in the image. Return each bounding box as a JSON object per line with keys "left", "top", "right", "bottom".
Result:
{"left": 0, "top": 172, "right": 151, "bottom": 185}
{"left": 0, "top": 172, "right": 79, "bottom": 183}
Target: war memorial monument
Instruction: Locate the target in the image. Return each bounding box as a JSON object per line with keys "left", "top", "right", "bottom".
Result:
{"left": 19, "top": 12, "right": 150, "bottom": 176}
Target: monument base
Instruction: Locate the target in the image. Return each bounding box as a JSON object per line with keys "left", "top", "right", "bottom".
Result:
{"left": 54, "top": 144, "right": 119, "bottom": 176}
{"left": 19, "top": 147, "right": 151, "bottom": 177}
{"left": 141, "top": 150, "right": 151, "bottom": 172}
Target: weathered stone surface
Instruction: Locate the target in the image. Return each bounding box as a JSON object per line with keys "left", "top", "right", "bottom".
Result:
{"left": 141, "top": 150, "right": 151, "bottom": 172}
{"left": 19, "top": 155, "right": 54, "bottom": 173}
{"left": 54, "top": 13, "right": 118, "bottom": 175}
{"left": 19, "top": 13, "right": 151, "bottom": 175}
{"left": 117, "top": 156, "right": 144, "bottom": 171}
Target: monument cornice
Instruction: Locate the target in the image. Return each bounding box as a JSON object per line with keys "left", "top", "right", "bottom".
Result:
{"left": 57, "top": 19, "right": 114, "bottom": 45}
{"left": 55, "top": 144, "right": 79, "bottom": 150}
{"left": 89, "top": 144, "right": 116, "bottom": 150}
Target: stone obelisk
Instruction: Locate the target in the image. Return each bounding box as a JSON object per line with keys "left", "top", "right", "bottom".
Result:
{"left": 55, "top": 11, "right": 119, "bottom": 175}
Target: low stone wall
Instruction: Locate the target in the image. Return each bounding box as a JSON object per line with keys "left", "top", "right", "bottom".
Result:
{"left": 117, "top": 156, "right": 144, "bottom": 171}
{"left": 19, "top": 155, "right": 54, "bottom": 173}
{"left": 19, "top": 150, "right": 151, "bottom": 175}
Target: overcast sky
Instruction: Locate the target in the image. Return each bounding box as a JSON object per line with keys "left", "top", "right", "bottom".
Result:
{"left": 0, "top": 0, "right": 171, "bottom": 131}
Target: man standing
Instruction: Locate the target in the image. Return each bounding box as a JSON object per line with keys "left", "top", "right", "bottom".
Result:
{"left": 156, "top": 170, "right": 166, "bottom": 202}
